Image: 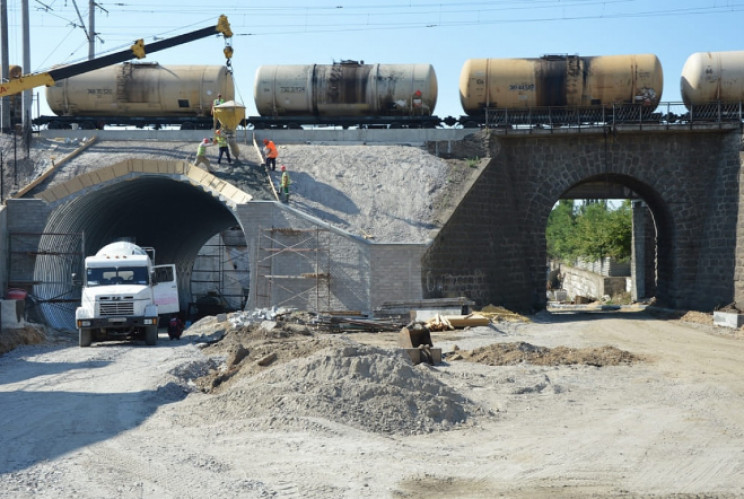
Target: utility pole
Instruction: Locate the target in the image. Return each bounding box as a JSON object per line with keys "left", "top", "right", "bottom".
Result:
{"left": 73, "top": 0, "right": 100, "bottom": 60}
{"left": 1, "top": 0, "right": 10, "bottom": 133}
{"left": 22, "top": 0, "right": 31, "bottom": 135}
{"left": 88, "top": 0, "right": 95, "bottom": 58}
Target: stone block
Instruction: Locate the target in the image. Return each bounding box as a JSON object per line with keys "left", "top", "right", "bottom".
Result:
{"left": 713, "top": 310, "right": 744, "bottom": 329}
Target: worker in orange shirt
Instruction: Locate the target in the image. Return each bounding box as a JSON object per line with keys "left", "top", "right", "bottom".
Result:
{"left": 262, "top": 138, "right": 278, "bottom": 171}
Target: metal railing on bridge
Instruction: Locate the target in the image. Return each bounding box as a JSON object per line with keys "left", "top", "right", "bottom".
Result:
{"left": 474, "top": 102, "right": 744, "bottom": 131}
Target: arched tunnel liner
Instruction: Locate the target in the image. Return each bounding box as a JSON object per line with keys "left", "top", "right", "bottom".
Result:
{"left": 28, "top": 159, "right": 252, "bottom": 330}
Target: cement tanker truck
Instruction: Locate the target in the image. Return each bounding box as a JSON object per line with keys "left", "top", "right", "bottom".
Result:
{"left": 75, "top": 241, "right": 179, "bottom": 347}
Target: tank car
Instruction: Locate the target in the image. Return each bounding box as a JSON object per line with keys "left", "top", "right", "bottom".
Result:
{"left": 42, "top": 62, "right": 234, "bottom": 129}
{"left": 459, "top": 54, "right": 663, "bottom": 117}
{"left": 681, "top": 51, "right": 744, "bottom": 107}
{"left": 252, "top": 60, "right": 438, "bottom": 127}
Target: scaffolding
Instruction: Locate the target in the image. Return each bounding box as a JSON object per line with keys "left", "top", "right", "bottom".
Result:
{"left": 254, "top": 227, "right": 331, "bottom": 312}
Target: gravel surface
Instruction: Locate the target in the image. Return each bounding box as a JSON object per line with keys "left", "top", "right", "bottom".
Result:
{"left": 3, "top": 310, "right": 744, "bottom": 498}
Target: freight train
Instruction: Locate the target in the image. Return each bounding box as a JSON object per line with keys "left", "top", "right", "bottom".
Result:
{"left": 29, "top": 51, "right": 744, "bottom": 130}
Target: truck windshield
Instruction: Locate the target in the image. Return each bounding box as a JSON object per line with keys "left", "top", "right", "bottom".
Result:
{"left": 86, "top": 266, "right": 149, "bottom": 286}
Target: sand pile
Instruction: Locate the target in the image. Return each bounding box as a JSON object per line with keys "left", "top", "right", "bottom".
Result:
{"left": 191, "top": 341, "right": 477, "bottom": 435}
{"left": 453, "top": 341, "right": 642, "bottom": 367}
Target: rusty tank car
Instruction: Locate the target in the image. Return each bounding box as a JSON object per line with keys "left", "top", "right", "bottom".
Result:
{"left": 681, "top": 51, "right": 744, "bottom": 108}
{"left": 252, "top": 60, "right": 439, "bottom": 128}
{"left": 42, "top": 62, "right": 234, "bottom": 129}
{"left": 459, "top": 54, "right": 663, "bottom": 119}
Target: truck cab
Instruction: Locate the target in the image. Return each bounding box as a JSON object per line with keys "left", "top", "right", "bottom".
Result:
{"left": 75, "top": 241, "right": 178, "bottom": 347}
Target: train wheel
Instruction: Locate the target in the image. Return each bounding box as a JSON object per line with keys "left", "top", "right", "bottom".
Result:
{"left": 79, "top": 121, "right": 96, "bottom": 130}
{"left": 49, "top": 121, "right": 71, "bottom": 130}
{"left": 180, "top": 122, "right": 196, "bottom": 130}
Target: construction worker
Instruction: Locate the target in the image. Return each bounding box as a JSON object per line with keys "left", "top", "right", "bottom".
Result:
{"left": 263, "top": 138, "right": 278, "bottom": 171}
{"left": 211, "top": 92, "right": 225, "bottom": 129}
{"left": 214, "top": 129, "right": 231, "bottom": 164}
{"left": 280, "top": 164, "right": 291, "bottom": 202}
{"left": 193, "top": 138, "right": 214, "bottom": 171}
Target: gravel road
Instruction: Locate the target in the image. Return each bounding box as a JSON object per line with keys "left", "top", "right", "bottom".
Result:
{"left": 2, "top": 311, "right": 744, "bottom": 498}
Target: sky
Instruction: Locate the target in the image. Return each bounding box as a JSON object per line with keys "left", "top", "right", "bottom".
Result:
{"left": 4, "top": 0, "right": 744, "bottom": 121}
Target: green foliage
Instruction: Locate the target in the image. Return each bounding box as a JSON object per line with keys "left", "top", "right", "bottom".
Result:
{"left": 466, "top": 157, "right": 480, "bottom": 168}
{"left": 546, "top": 199, "right": 632, "bottom": 262}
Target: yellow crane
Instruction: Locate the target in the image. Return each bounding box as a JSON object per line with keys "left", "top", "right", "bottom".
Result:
{"left": 0, "top": 15, "right": 233, "bottom": 98}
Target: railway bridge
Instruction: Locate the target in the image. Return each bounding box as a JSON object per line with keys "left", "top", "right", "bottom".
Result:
{"left": 424, "top": 123, "right": 744, "bottom": 312}
{"left": 2, "top": 124, "right": 742, "bottom": 328}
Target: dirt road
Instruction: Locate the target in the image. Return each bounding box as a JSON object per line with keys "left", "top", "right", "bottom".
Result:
{"left": 1, "top": 311, "right": 744, "bottom": 498}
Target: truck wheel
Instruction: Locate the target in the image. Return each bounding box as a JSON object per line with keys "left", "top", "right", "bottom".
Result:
{"left": 79, "top": 328, "right": 92, "bottom": 347}
{"left": 145, "top": 325, "right": 158, "bottom": 346}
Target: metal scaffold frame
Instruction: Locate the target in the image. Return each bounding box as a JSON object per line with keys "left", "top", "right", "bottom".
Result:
{"left": 254, "top": 226, "right": 331, "bottom": 312}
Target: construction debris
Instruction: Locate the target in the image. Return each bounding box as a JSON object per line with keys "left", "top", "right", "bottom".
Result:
{"left": 398, "top": 322, "right": 433, "bottom": 348}
{"left": 477, "top": 304, "right": 531, "bottom": 323}
{"left": 398, "top": 321, "right": 441, "bottom": 365}
{"left": 425, "top": 314, "right": 454, "bottom": 331}
{"left": 441, "top": 313, "right": 491, "bottom": 328}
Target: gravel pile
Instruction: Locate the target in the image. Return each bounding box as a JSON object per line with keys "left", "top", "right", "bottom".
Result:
{"left": 188, "top": 341, "right": 477, "bottom": 435}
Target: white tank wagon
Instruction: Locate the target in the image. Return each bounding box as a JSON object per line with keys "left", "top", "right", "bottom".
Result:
{"left": 681, "top": 51, "right": 744, "bottom": 107}
{"left": 459, "top": 53, "right": 663, "bottom": 113}
{"left": 45, "top": 62, "right": 234, "bottom": 118}
{"left": 253, "top": 61, "right": 438, "bottom": 118}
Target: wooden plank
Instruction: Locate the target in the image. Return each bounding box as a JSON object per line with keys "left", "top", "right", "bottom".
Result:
{"left": 16, "top": 136, "right": 97, "bottom": 198}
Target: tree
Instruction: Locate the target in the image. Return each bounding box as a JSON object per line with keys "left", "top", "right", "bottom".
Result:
{"left": 546, "top": 199, "right": 632, "bottom": 263}
{"left": 546, "top": 200, "right": 577, "bottom": 260}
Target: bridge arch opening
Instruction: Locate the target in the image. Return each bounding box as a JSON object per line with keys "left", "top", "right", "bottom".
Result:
{"left": 545, "top": 173, "right": 671, "bottom": 309}
{"left": 32, "top": 175, "right": 248, "bottom": 329}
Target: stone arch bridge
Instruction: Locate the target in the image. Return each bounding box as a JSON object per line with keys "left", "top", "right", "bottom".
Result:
{"left": 424, "top": 124, "right": 744, "bottom": 312}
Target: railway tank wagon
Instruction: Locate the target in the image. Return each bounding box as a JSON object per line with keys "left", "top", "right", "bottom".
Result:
{"left": 252, "top": 60, "right": 439, "bottom": 128}
{"left": 42, "top": 62, "right": 234, "bottom": 129}
{"left": 459, "top": 53, "right": 663, "bottom": 126}
{"left": 681, "top": 51, "right": 744, "bottom": 118}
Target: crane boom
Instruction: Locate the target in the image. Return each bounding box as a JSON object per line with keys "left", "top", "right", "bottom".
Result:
{"left": 0, "top": 15, "right": 232, "bottom": 98}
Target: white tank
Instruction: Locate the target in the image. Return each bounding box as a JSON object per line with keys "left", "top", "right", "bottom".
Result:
{"left": 46, "top": 62, "right": 234, "bottom": 117}
{"left": 681, "top": 51, "right": 744, "bottom": 107}
{"left": 254, "top": 61, "right": 437, "bottom": 117}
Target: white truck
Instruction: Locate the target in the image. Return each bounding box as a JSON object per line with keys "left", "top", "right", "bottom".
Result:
{"left": 75, "top": 241, "right": 179, "bottom": 347}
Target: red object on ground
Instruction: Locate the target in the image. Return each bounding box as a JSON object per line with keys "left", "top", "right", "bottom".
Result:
{"left": 6, "top": 288, "right": 27, "bottom": 300}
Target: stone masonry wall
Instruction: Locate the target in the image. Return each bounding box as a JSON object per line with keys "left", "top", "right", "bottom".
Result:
{"left": 423, "top": 128, "right": 742, "bottom": 312}
{"left": 5, "top": 199, "right": 51, "bottom": 295}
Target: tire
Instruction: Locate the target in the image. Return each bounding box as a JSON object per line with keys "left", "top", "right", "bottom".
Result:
{"left": 145, "top": 325, "right": 158, "bottom": 346}
{"left": 79, "top": 328, "right": 92, "bottom": 347}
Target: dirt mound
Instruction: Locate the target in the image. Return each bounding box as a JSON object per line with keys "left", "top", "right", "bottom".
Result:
{"left": 0, "top": 324, "right": 48, "bottom": 355}
{"left": 194, "top": 318, "right": 323, "bottom": 392}
{"left": 191, "top": 320, "right": 477, "bottom": 435}
{"left": 454, "top": 341, "right": 642, "bottom": 367}
{"left": 201, "top": 342, "right": 475, "bottom": 435}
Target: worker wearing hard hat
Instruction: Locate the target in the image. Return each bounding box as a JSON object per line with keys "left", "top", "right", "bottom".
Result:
{"left": 214, "top": 129, "right": 231, "bottom": 165}
{"left": 263, "top": 138, "right": 278, "bottom": 171}
{"left": 211, "top": 92, "right": 225, "bottom": 129}
{"left": 193, "top": 138, "right": 214, "bottom": 171}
